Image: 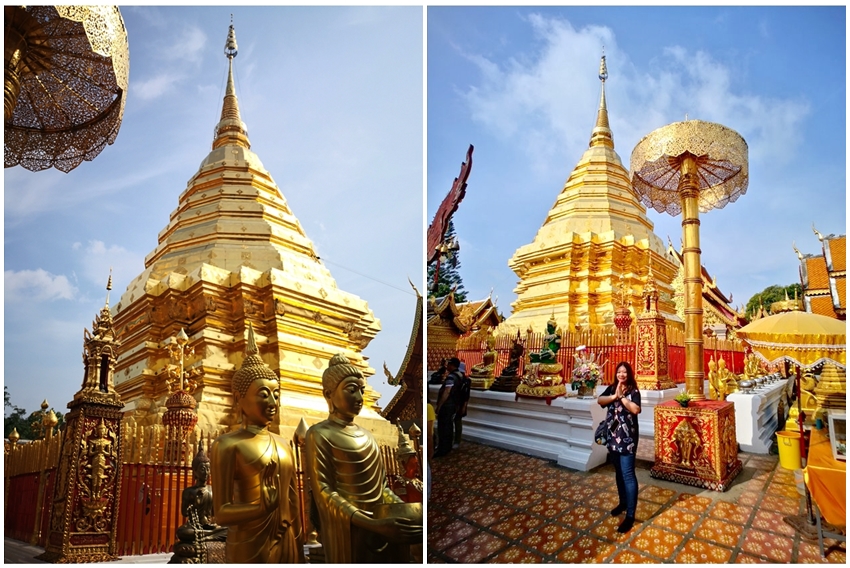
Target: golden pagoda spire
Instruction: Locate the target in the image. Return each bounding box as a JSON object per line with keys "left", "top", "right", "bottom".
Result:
{"left": 213, "top": 17, "right": 250, "bottom": 150}
{"left": 589, "top": 51, "right": 614, "bottom": 149}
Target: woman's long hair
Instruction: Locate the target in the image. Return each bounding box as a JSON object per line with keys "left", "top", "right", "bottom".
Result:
{"left": 615, "top": 361, "right": 638, "bottom": 394}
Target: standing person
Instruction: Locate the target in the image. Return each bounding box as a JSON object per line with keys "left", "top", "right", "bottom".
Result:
{"left": 434, "top": 357, "right": 461, "bottom": 457}
{"left": 597, "top": 361, "right": 641, "bottom": 534}
{"left": 453, "top": 362, "right": 471, "bottom": 448}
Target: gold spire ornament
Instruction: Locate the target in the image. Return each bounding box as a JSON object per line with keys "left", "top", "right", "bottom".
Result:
{"left": 5, "top": 6, "right": 129, "bottom": 172}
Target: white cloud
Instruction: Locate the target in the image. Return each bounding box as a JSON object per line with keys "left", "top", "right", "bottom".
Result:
{"left": 77, "top": 240, "right": 144, "bottom": 291}
{"left": 461, "top": 14, "right": 810, "bottom": 175}
{"left": 5, "top": 269, "right": 77, "bottom": 301}
{"left": 133, "top": 72, "right": 181, "bottom": 100}
{"left": 168, "top": 26, "right": 207, "bottom": 64}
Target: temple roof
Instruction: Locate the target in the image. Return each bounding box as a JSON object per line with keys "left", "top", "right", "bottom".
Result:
{"left": 456, "top": 296, "right": 502, "bottom": 330}
{"left": 667, "top": 243, "right": 747, "bottom": 328}
{"left": 427, "top": 292, "right": 469, "bottom": 334}
{"left": 381, "top": 284, "right": 423, "bottom": 424}
{"left": 797, "top": 228, "right": 845, "bottom": 319}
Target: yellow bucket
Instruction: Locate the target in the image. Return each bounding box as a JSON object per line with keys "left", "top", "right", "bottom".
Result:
{"left": 776, "top": 431, "right": 802, "bottom": 470}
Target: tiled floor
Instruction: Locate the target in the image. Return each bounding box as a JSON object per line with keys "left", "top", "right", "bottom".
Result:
{"left": 428, "top": 441, "right": 846, "bottom": 563}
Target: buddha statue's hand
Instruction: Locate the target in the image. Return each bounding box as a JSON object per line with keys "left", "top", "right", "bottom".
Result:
{"left": 261, "top": 463, "right": 280, "bottom": 512}
{"left": 365, "top": 516, "right": 423, "bottom": 544}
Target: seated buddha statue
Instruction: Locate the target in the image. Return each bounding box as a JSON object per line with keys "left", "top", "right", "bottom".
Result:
{"left": 491, "top": 336, "right": 524, "bottom": 392}
{"left": 469, "top": 331, "right": 497, "bottom": 389}
{"left": 742, "top": 351, "right": 761, "bottom": 382}
{"left": 171, "top": 443, "right": 227, "bottom": 564}
{"left": 305, "top": 354, "right": 423, "bottom": 563}
{"left": 529, "top": 316, "right": 561, "bottom": 365}
{"left": 210, "top": 324, "right": 303, "bottom": 563}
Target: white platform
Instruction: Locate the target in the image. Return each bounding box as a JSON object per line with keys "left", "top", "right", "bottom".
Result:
{"left": 727, "top": 380, "right": 788, "bottom": 454}
{"left": 637, "top": 387, "right": 682, "bottom": 438}
{"left": 429, "top": 384, "right": 609, "bottom": 471}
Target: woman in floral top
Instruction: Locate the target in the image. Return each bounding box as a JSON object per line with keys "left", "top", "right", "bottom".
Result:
{"left": 598, "top": 361, "right": 641, "bottom": 534}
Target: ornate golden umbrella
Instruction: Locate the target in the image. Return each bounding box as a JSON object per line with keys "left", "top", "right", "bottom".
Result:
{"left": 736, "top": 310, "right": 846, "bottom": 370}
{"left": 631, "top": 120, "right": 748, "bottom": 399}
{"left": 4, "top": 5, "right": 129, "bottom": 172}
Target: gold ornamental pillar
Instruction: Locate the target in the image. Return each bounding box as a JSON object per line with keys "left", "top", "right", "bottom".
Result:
{"left": 631, "top": 120, "right": 748, "bottom": 492}
{"left": 679, "top": 155, "right": 705, "bottom": 399}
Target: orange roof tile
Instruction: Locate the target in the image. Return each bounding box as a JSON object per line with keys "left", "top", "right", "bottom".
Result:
{"left": 805, "top": 257, "right": 830, "bottom": 289}
{"left": 827, "top": 236, "right": 846, "bottom": 272}
{"left": 810, "top": 295, "right": 837, "bottom": 318}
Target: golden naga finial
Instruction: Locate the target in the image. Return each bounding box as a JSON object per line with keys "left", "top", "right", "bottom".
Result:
{"left": 792, "top": 241, "right": 803, "bottom": 260}
{"left": 812, "top": 223, "right": 824, "bottom": 241}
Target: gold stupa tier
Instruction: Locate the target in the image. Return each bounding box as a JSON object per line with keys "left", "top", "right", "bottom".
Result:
{"left": 503, "top": 56, "right": 678, "bottom": 333}
{"left": 111, "top": 25, "right": 386, "bottom": 438}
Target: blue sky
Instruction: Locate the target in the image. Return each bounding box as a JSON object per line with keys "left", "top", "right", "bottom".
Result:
{"left": 428, "top": 6, "right": 845, "bottom": 324}
{"left": 4, "top": 6, "right": 423, "bottom": 416}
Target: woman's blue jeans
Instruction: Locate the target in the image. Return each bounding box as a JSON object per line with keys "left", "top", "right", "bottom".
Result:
{"left": 610, "top": 451, "right": 638, "bottom": 518}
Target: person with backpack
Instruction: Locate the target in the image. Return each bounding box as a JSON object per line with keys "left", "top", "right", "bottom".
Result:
{"left": 434, "top": 357, "right": 462, "bottom": 457}
{"left": 453, "top": 362, "right": 471, "bottom": 448}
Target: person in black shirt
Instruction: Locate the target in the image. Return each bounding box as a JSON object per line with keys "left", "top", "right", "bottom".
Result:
{"left": 434, "top": 357, "right": 462, "bottom": 457}
{"left": 598, "top": 361, "right": 641, "bottom": 534}
{"left": 453, "top": 362, "right": 471, "bottom": 448}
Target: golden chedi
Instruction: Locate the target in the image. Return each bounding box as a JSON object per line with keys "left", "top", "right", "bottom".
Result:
{"left": 210, "top": 324, "right": 303, "bottom": 563}
{"left": 305, "top": 354, "right": 422, "bottom": 563}
{"left": 502, "top": 54, "right": 678, "bottom": 334}
{"left": 111, "top": 23, "right": 385, "bottom": 437}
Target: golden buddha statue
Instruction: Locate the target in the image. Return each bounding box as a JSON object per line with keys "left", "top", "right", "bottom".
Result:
{"left": 742, "top": 351, "right": 761, "bottom": 382}
{"left": 708, "top": 356, "right": 737, "bottom": 400}
{"left": 469, "top": 330, "right": 498, "bottom": 390}
{"left": 305, "top": 354, "right": 423, "bottom": 563}
{"left": 210, "top": 324, "right": 303, "bottom": 563}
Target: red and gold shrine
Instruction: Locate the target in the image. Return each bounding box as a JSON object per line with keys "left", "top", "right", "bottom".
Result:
{"left": 650, "top": 400, "right": 742, "bottom": 492}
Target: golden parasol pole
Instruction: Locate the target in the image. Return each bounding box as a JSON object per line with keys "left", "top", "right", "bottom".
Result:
{"left": 678, "top": 154, "right": 706, "bottom": 400}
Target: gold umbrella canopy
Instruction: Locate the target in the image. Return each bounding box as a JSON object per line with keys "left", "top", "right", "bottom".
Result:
{"left": 4, "top": 5, "right": 129, "bottom": 173}
{"left": 737, "top": 311, "right": 846, "bottom": 370}
{"left": 630, "top": 120, "right": 749, "bottom": 215}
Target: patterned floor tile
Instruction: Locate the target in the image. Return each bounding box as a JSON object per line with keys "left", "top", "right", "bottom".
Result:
{"left": 520, "top": 523, "right": 579, "bottom": 556}
{"left": 760, "top": 494, "right": 801, "bottom": 516}
{"left": 510, "top": 487, "right": 546, "bottom": 508}
{"left": 453, "top": 494, "right": 491, "bottom": 516}
{"left": 528, "top": 496, "right": 573, "bottom": 517}
{"left": 739, "top": 529, "right": 794, "bottom": 563}
{"left": 672, "top": 493, "right": 713, "bottom": 513}
{"left": 464, "top": 502, "right": 517, "bottom": 528}
{"left": 583, "top": 490, "right": 621, "bottom": 511}
{"left": 707, "top": 501, "right": 753, "bottom": 526}
{"left": 427, "top": 508, "right": 453, "bottom": 529}
{"left": 428, "top": 518, "right": 478, "bottom": 551}
{"left": 555, "top": 535, "right": 617, "bottom": 563}
{"left": 480, "top": 481, "right": 522, "bottom": 500}
{"left": 736, "top": 491, "right": 763, "bottom": 507}
{"left": 675, "top": 537, "right": 733, "bottom": 563}
{"left": 426, "top": 551, "right": 446, "bottom": 563}
{"left": 651, "top": 507, "right": 702, "bottom": 534}
{"left": 771, "top": 469, "right": 798, "bottom": 486}
{"left": 638, "top": 485, "right": 677, "bottom": 504}
{"left": 443, "top": 531, "right": 510, "bottom": 563}
{"left": 631, "top": 525, "right": 684, "bottom": 559}
{"left": 490, "top": 513, "right": 547, "bottom": 540}
{"left": 750, "top": 509, "right": 797, "bottom": 537}
{"left": 536, "top": 477, "right": 576, "bottom": 495}
{"left": 766, "top": 481, "right": 803, "bottom": 499}
{"left": 582, "top": 474, "right": 618, "bottom": 490}
{"left": 609, "top": 549, "right": 658, "bottom": 563}
{"left": 693, "top": 517, "right": 744, "bottom": 548}
{"left": 733, "top": 552, "right": 774, "bottom": 563}
{"left": 490, "top": 545, "right": 546, "bottom": 563}
{"left": 746, "top": 456, "right": 779, "bottom": 470}
{"left": 635, "top": 499, "right": 664, "bottom": 522}
{"left": 556, "top": 505, "right": 607, "bottom": 530}
{"left": 796, "top": 538, "right": 848, "bottom": 564}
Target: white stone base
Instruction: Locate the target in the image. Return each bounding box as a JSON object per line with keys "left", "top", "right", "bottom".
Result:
{"left": 727, "top": 380, "right": 787, "bottom": 454}
{"left": 429, "top": 385, "right": 608, "bottom": 471}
